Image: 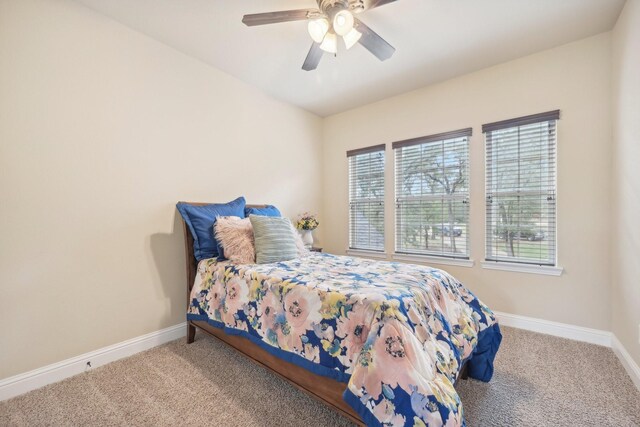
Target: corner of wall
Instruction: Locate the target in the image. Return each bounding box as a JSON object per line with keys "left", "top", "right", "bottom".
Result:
{"left": 609, "top": 0, "right": 640, "bottom": 369}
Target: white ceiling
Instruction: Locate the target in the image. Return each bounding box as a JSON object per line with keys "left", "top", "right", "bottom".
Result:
{"left": 74, "top": 0, "right": 625, "bottom": 117}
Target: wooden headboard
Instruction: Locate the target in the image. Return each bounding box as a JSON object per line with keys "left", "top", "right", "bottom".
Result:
{"left": 178, "top": 202, "right": 268, "bottom": 305}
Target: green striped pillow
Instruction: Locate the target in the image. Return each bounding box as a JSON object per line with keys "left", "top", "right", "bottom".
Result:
{"left": 249, "top": 215, "right": 299, "bottom": 264}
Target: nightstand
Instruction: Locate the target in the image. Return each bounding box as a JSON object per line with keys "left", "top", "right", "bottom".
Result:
{"left": 310, "top": 247, "right": 323, "bottom": 253}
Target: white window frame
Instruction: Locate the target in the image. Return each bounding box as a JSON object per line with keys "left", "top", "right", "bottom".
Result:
{"left": 483, "top": 110, "right": 562, "bottom": 274}
{"left": 347, "top": 144, "right": 386, "bottom": 253}
{"left": 393, "top": 128, "right": 472, "bottom": 261}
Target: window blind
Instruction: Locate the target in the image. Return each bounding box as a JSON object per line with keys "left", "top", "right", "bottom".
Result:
{"left": 393, "top": 129, "right": 471, "bottom": 259}
{"left": 348, "top": 145, "right": 385, "bottom": 251}
{"left": 484, "top": 110, "right": 559, "bottom": 266}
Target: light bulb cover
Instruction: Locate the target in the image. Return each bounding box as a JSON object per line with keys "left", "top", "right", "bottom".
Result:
{"left": 333, "top": 10, "right": 354, "bottom": 36}
{"left": 343, "top": 28, "right": 362, "bottom": 50}
{"left": 307, "top": 18, "right": 329, "bottom": 43}
{"left": 320, "top": 31, "right": 338, "bottom": 54}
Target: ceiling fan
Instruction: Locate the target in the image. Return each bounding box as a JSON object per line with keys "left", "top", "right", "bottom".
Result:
{"left": 242, "top": 0, "right": 397, "bottom": 71}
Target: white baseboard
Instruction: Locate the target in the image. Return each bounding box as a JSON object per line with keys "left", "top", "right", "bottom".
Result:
{"left": 611, "top": 335, "right": 640, "bottom": 391}
{"left": 494, "top": 311, "right": 612, "bottom": 347}
{"left": 0, "top": 322, "right": 186, "bottom": 402}
{"left": 3, "top": 312, "right": 639, "bottom": 402}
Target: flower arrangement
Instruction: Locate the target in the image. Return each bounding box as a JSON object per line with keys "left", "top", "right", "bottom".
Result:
{"left": 296, "top": 212, "right": 319, "bottom": 231}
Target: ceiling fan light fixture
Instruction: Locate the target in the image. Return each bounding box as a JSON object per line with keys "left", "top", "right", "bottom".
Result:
{"left": 307, "top": 18, "right": 329, "bottom": 43}
{"left": 343, "top": 27, "right": 362, "bottom": 49}
{"left": 241, "top": 1, "right": 397, "bottom": 71}
{"left": 333, "top": 10, "right": 354, "bottom": 36}
{"left": 320, "top": 31, "right": 338, "bottom": 53}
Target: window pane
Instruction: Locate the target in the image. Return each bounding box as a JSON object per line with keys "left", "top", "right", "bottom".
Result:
{"left": 350, "top": 201, "right": 385, "bottom": 251}
{"left": 349, "top": 149, "right": 385, "bottom": 251}
{"left": 396, "top": 198, "right": 469, "bottom": 258}
{"left": 395, "top": 134, "right": 470, "bottom": 259}
{"left": 485, "top": 119, "right": 557, "bottom": 266}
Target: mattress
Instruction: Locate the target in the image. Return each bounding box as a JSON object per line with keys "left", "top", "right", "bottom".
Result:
{"left": 187, "top": 253, "right": 501, "bottom": 426}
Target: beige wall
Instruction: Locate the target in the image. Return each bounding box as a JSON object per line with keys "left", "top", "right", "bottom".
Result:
{"left": 611, "top": 0, "right": 640, "bottom": 366}
{"left": 322, "top": 34, "right": 613, "bottom": 331}
{"left": 0, "top": 0, "right": 323, "bottom": 379}
{"left": 1, "top": 0, "right": 634, "bottom": 383}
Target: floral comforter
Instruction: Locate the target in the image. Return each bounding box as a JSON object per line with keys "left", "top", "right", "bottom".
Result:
{"left": 187, "top": 253, "right": 501, "bottom": 426}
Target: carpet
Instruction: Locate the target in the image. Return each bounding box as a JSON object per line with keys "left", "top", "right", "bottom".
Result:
{"left": 1, "top": 327, "right": 639, "bottom": 426}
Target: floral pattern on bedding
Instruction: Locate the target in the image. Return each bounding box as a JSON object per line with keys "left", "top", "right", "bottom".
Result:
{"left": 187, "top": 253, "right": 500, "bottom": 426}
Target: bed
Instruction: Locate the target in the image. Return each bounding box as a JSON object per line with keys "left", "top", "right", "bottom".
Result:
{"left": 181, "top": 203, "right": 502, "bottom": 426}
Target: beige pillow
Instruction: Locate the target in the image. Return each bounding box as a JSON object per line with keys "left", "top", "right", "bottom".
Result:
{"left": 214, "top": 216, "right": 255, "bottom": 264}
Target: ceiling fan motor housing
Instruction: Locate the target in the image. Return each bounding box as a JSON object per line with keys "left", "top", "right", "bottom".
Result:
{"left": 318, "top": 0, "right": 352, "bottom": 19}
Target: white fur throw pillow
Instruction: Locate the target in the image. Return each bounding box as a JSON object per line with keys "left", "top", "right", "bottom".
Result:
{"left": 214, "top": 216, "right": 255, "bottom": 264}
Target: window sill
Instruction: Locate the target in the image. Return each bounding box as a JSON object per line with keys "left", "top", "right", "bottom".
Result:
{"left": 481, "top": 261, "right": 563, "bottom": 276}
{"left": 346, "top": 249, "right": 388, "bottom": 260}
{"left": 392, "top": 254, "right": 474, "bottom": 268}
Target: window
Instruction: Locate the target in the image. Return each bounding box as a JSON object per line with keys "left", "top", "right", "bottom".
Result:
{"left": 348, "top": 144, "right": 385, "bottom": 252}
{"left": 393, "top": 129, "right": 471, "bottom": 259}
{"left": 484, "top": 110, "right": 559, "bottom": 266}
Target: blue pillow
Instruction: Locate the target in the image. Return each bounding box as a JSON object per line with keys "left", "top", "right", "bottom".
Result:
{"left": 245, "top": 205, "right": 281, "bottom": 217}
{"left": 176, "top": 197, "right": 246, "bottom": 261}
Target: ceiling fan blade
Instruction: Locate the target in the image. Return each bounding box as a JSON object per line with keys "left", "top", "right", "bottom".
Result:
{"left": 355, "top": 19, "right": 395, "bottom": 61}
{"left": 242, "top": 9, "right": 318, "bottom": 26}
{"left": 362, "top": 0, "right": 397, "bottom": 11}
{"left": 302, "top": 42, "right": 323, "bottom": 71}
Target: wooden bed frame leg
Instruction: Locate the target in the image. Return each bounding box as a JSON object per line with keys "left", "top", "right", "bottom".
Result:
{"left": 460, "top": 361, "right": 469, "bottom": 380}
{"left": 187, "top": 323, "right": 196, "bottom": 344}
